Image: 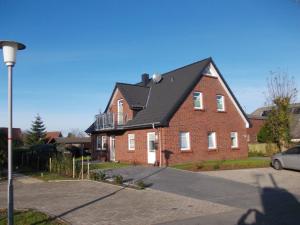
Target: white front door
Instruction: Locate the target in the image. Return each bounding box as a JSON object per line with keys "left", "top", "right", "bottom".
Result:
{"left": 147, "top": 132, "right": 156, "bottom": 164}
{"left": 110, "top": 136, "right": 116, "bottom": 161}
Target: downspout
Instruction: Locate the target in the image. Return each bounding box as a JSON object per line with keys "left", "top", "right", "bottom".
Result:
{"left": 152, "top": 123, "right": 162, "bottom": 167}
{"left": 159, "top": 127, "right": 163, "bottom": 167}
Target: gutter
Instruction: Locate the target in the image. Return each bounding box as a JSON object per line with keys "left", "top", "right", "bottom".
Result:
{"left": 123, "top": 121, "right": 161, "bottom": 129}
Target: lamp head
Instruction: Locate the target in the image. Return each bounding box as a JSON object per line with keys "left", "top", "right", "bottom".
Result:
{"left": 0, "top": 40, "right": 26, "bottom": 66}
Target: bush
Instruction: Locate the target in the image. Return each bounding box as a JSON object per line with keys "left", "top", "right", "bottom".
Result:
{"left": 91, "top": 171, "right": 106, "bottom": 181}
{"left": 135, "top": 180, "right": 146, "bottom": 189}
{"left": 113, "top": 175, "right": 123, "bottom": 185}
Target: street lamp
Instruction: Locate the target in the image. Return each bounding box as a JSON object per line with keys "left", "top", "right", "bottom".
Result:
{"left": 0, "top": 40, "right": 26, "bottom": 225}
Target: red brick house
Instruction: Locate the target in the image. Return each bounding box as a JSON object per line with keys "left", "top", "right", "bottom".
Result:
{"left": 250, "top": 103, "right": 300, "bottom": 143}
{"left": 86, "top": 58, "right": 250, "bottom": 165}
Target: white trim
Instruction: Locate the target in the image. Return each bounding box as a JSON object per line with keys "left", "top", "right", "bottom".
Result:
{"left": 96, "top": 136, "right": 102, "bottom": 150}
{"left": 230, "top": 132, "right": 238, "bottom": 148}
{"left": 208, "top": 63, "right": 250, "bottom": 128}
{"left": 117, "top": 99, "right": 124, "bottom": 125}
{"left": 193, "top": 92, "right": 203, "bottom": 109}
{"left": 147, "top": 132, "right": 156, "bottom": 164}
{"left": 101, "top": 136, "right": 107, "bottom": 150}
{"left": 216, "top": 95, "right": 225, "bottom": 112}
{"left": 180, "top": 132, "right": 190, "bottom": 150}
{"left": 208, "top": 132, "right": 217, "bottom": 149}
{"left": 128, "top": 134, "right": 135, "bottom": 150}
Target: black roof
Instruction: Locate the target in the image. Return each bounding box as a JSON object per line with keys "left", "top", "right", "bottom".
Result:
{"left": 86, "top": 57, "right": 250, "bottom": 133}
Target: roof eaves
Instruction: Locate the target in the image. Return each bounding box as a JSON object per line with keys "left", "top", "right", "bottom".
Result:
{"left": 210, "top": 59, "right": 252, "bottom": 128}
{"left": 160, "top": 58, "right": 212, "bottom": 125}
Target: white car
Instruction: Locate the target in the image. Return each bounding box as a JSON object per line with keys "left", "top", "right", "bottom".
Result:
{"left": 271, "top": 146, "right": 300, "bottom": 170}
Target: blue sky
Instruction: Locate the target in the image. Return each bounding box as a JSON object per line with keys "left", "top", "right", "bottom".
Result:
{"left": 0, "top": 0, "right": 299, "bottom": 134}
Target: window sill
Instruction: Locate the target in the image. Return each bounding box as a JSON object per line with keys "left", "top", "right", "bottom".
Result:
{"left": 208, "top": 148, "right": 218, "bottom": 151}
{"left": 231, "top": 147, "right": 239, "bottom": 150}
{"left": 194, "top": 108, "right": 205, "bottom": 111}
{"left": 127, "top": 150, "right": 135, "bottom": 153}
{"left": 180, "top": 149, "right": 192, "bottom": 153}
{"left": 217, "top": 110, "right": 226, "bottom": 113}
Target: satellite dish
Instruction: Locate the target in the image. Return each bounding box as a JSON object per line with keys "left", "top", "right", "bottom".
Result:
{"left": 152, "top": 73, "right": 162, "bottom": 83}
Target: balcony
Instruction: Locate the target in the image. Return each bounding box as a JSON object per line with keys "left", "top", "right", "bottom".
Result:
{"left": 95, "top": 112, "right": 130, "bottom": 131}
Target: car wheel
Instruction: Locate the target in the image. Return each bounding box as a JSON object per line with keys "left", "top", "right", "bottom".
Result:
{"left": 273, "top": 160, "right": 282, "bottom": 170}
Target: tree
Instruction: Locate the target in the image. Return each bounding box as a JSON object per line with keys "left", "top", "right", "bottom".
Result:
{"left": 26, "top": 114, "right": 47, "bottom": 146}
{"left": 264, "top": 70, "right": 298, "bottom": 151}
{"left": 67, "top": 128, "right": 86, "bottom": 138}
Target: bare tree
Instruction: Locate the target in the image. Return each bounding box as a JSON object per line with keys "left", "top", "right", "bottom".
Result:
{"left": 67, "top": 128, "right": 86, "bottom": 138}
{"left": 264, "top": 70, "right": 298, "bottom": 151}
{"left": 266, "top": 70, "right": 297, "bottom": 106}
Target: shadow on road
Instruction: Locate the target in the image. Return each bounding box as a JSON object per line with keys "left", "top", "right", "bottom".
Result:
{"left": 237, "top": 174, "right": 300, "bottom": 225}
{"left": 32, "top": 187, "right": 125, "bottom": 225}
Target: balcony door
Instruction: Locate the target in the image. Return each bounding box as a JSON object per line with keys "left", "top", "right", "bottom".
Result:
{"left": 117, "top": 99, "right": 123, "bottom": 125}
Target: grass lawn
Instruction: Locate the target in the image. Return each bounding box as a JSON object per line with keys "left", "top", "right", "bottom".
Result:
{"left": 89, "top": 162, "right": 130, "bottom": 170}
{"left": 0, "top": 209, "right": 67, "bottom": 225}
{"left": 171, "top": 157, "right": 271, "bottom": 172}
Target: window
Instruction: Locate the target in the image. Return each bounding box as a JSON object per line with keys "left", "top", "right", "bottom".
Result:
{"left": 193, "top": 92, "right": 203, "bottom": 109}
{"left": 231, "top": 132, "right": 238, "bottom": 148}
{"left": 128, "top": 134, "right": 135, "bottom": 150}
{"left": 208, "top": 132, "right": 217, "bottom": 149}
{"left": 96, "top": 136, "right": 107, "bottom": 150}
{"left": 102, "top": 136, "right": 107, "bottom": 150}
{"left": 216, "top": 95, "right": 225, "bottom": 111}
{"left": 96, "top": 136, "right": 102, "bottom": 150}
{"left": 284, "top": 147, "right": 300, "bottom": 155}
{"left": 180, "top": 132, "right": 190, "bottom": 150}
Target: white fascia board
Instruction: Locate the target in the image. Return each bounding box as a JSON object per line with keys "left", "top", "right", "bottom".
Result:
{"left": 208, "top": 63, "right": 250, "bottom": 128}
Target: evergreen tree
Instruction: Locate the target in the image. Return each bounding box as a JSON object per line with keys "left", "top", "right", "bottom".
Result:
{"left": 26, "top": 114, "right": 47, "bottom": 146}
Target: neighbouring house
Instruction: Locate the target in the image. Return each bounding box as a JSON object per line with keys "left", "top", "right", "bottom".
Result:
{"left": 86, "top": 57, "right": 250, "bottom": 165}
{"left": 45, "top": 131, "right": 63, "bottom": 144}
{"left": 246, "top": 115, "right": 267, "bottom": 143}
{"left": 250, "top": 103, "right": 300, "bottom": 143}
{"left": 55, "top": 137, "right": 91, "bottom": 151}
{"left": 0, "top": 127, "right": 23, "bottom": 143}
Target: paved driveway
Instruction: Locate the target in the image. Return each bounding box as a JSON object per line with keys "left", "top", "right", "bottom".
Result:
{"left": 0, "top": 177, "right": 234, "bottom": 225}
{"left": 103, "top": 166, "right": 300, "bottom": 224}
{"left": 1, "top": 167, "right": 300, "bottom": 225}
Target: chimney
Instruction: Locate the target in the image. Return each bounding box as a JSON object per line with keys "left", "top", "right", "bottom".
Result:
{"left": 141, "top": 73, "right": 149, "bottom": 86}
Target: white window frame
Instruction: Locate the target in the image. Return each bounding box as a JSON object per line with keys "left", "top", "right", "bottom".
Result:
{"left": 231, "top": 132, "right": 238, "bottom": 148}
{"left": 208, "top": 132, "right": 217, "bottom": 149}
{"left": 216, "top": 95, "right": 225, "bottom": 112}
{"left": 102, "top": 136, "right": 107, "bottom": 150}
{"left": 193, "top": 92, "right": 203, "bottom": 109}
{"left": 180, "top": 132, "right": 190, "bottom": 151}
{"left": 128, "top": 134, "right": 135, "bottom": 150}
{"left": 117, "top": 99, "right": 124, "bottom": 125}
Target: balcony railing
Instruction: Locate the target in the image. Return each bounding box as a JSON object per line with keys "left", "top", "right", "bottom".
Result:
{"left": 95, "top": 112, "right": 129, "bottom": 130}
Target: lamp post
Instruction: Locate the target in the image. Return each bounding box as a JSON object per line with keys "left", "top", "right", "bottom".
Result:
{"left": 0, "top": 40, "right": 26, "bottom": 225}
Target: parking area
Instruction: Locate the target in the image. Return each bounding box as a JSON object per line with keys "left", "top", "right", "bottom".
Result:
{"left": 0, "top": 167, "right": 299, "bottom": 225}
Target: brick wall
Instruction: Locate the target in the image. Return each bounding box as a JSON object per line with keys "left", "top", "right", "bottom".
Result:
{"left": 91, "top": 75, "right": 249, "bottom": 165}
{"left": 247, "top": 118, "right": 266, "bottom": 143}
{"left": 161, "top": 75, "right": 249, "bottom": 165}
